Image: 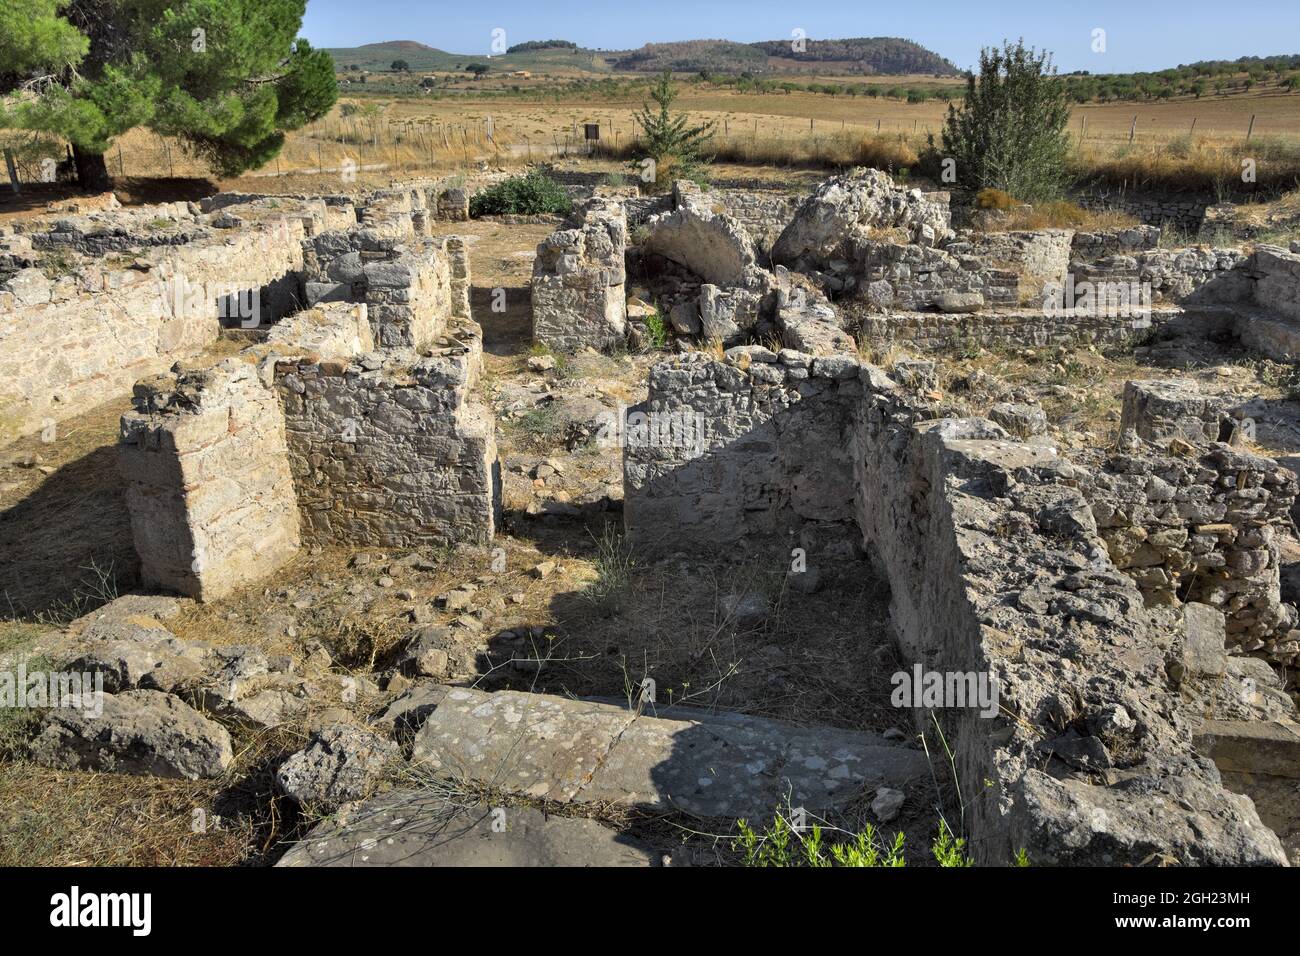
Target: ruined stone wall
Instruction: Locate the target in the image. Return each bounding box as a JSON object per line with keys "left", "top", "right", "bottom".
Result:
{"left": 0, "top": 213, "right": 307, "bottom": 443}
{"left": 707, "top": 188, "right": 800, "bottom": 255}
{"left": 531, "top": 198, "right": 627, "bottom": 352}
{"left": 117, "top": 356, "right": 301, "bottom": 601}
{"left": 859, "top": 304, "right": 1169, "bottom": 352}
{"left": 623, "top": 349, "right": 868, "bottom": 551}
{"left": 624, "top": 350, "right": 1288, "bottom": 864}
{"left": 1069, "top": 226, "right": 1162, "bottom": 260}
{"left": 1073, "top": 190, "right": 1213, "bottom": 233}
{"left": 1072, "top": 247, "right": 1253, "bottom": 305}
{"left": 963, "top": 230, "right": 1073, "bottom": 297}
{"left": 850, "top": 390, "right": 1285, "bottom": 865}
{"left": 265, "top": 302, "right": 375, "bottom": 359}
{"left": 1251, "top": 245, "right": 1300, "bottom": 323}
{"left": 277, "top": 338, "right": 499, "bottom": 549}
{"left": 1079, "top": 443, "right": 1300, "bottom": 671}
{"left": 850, "top": 240, "right": 1021, "bottom": 311}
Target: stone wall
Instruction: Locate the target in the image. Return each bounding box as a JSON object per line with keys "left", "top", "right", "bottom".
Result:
{"left": 265, "top": 302, "right": 375, "bottom": 359}
{"left": 1073, "top": 190, "right": 1214, "bottom": 234}
{"left": 851, "top": 390, "right": 1285, "bottom": 865}
{"left": 1071, "top": 247, "right": 1253, "bottom": 305}
{"left": 117, "top": 356, "right": 301, "bottom": 601}
{"left": 0, "top": 212, "right": 308, "bottom": 443}
{"left": 860, "top": 304, "right": 1172, "bottom": 352}
{"left": 624, "top": 350, "right": 1289, "bottom": 864}
{"left": 531, "top": 198, "right": 627, "bottom": 352}
{"left": 1080, "top": 443, "right": 1299, "bottom": 670}
{"left": 1069, "top": 225, "right": 1162, "bottom": 260}
{"left": 851, "top": 240, "right": 1021, "bottom": 310}
{"left": 277, "top": 337, "right": 499, "bottom": 549}
{"left": 1251, "top": 245, "right": 1300, "bottom": 323}
{"left": 623, "top": 348, "right": 864, "bottom": 551}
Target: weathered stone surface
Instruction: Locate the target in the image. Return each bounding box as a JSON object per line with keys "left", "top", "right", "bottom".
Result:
{"left": 266, "top": 302, "right": 374, "bottom": 358}
{"left": 1183, "top": 603, "right": 1229, "bottom": 677}
{"left": 642, "top": 193, "right": 758, "bottom": 287}
{"left": 410, "top": 687, "right": 927, "bottom": 818}
{"left": 935, "top": 291, "right": 986, "bottom": 314}
{"left": 118, "top": 357, "right": 301, "bottom": 601}
{"left": 1249, "top": 245, "right": 1300, "bottom": 323}
{"left": 278, "top": 793, "right": 658, "bottom": 867}
{"left": 1194, "top": 719, "right": 1300, "bottom": 778}
{"left": 772, "top": 168, "right": 951, "bottom": 271}
{"left": 531, "top": 199, "right": 626, "bottom": 352}
{"left": 29, "top": 689, "right": 233, "bottom": 779}
{"left": 278, "top": 344, "right": 500, "bottom": 549}
{"left": 989, "top": 402, "right": 1048, "bottom": 438}
{"left": 1079, "top": 442, "right": 1299, "bottom": 667}
{"left": 1119, "top": 379, "right": 1247, "bottom": 445}
{"left": 276, "top": 723, "right": 400, "bottom": 806}
{"left": 624, "top": 351, "right": 862, "bottom": 549}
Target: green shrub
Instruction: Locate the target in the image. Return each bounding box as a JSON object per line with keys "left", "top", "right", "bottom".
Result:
{"left": 942, "top": 40, "right": 1072, "bottom": 202}
{"left": 470, "top": 172, "right": 571, "bottom": 217}
{"left": 644, "top": 310, "right": 669, "bottom": 350}
{"left": 733, "top": 808, "right": 995, "bottom": 867}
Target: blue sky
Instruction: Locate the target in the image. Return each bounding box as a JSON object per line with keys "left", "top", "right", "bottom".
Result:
{"left": 301, "top": 0, "right": 1300, "bottom": 73}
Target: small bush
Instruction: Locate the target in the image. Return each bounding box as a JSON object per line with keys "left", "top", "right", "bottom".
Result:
{"left": 975, "top": 187, "right": 1018, "bottom": 210}
{"left": 644, "top": 310, "right": 669, "bottom": 350}
{"left": 469, "top": 172, "right": 571, "bottom": 217}
{"left": 733, "top": 810, "right": 981, "bottom": 868}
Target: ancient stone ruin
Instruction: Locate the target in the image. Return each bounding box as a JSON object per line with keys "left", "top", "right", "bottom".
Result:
{"left": 4, "top": 164, "right": 1300, "bottom": 869}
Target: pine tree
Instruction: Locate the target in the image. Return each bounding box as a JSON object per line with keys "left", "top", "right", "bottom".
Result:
{"left": 631, "top": 71, "right": 715, "bottom": 191}
{"left": 940, "top": 40, "right": 1071, "bottom": 203}
{"left": 0, "top": 0, "right": 337, "bottom": 189}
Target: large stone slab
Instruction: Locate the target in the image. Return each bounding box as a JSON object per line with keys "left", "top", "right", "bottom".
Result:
{"left": 277, "top": 792, "right": 657, "bottom": 867}
{"left": 410, "top": 687, "right": 929, "bottom": 818}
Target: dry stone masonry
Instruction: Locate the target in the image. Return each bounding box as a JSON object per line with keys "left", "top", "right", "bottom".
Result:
{"left": 118, "top": 356, "right": 301, "bottom": 601}
{"left": 531, "top": 198, "right": 628, "bottom": 352}
{"left": 624, "top": 349, "right": 1294, "bottom": 865}
{"left": 104, "top": 182, "right": 499, "bottom": 599}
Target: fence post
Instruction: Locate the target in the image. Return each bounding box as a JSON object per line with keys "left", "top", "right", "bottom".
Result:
{"left": 1246, "top": 114, "right": 1256, "bottom": 141}
{"left": 4, "top": 149, "right": 20, "bottom": 193}
{"left": 1129, "top": 115, "right": 1137, "bottom": 143}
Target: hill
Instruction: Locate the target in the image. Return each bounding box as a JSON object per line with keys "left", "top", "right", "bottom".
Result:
{"left": 324, "top": 36, "right": 959, "bottom": 77}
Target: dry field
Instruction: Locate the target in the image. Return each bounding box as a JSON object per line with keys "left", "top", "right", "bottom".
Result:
{"left": 5, "top": 81, "right": 1297, "bottom": 193}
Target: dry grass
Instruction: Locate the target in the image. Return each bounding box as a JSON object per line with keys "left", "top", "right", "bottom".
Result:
{"left": 0, "top": 762, "right": 251, "bottom": 866}
{"left": 1071, "top": 133, "right": 1300, "bottom": 194}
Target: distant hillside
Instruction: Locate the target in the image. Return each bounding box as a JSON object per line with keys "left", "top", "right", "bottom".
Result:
{"left": 324, "top": 35, "right": 958, "bottom": 77}
{"left": 611, "top": 40, "right": 769, "bottom": 74}
{"left": 749, "top": 37, "right": 960, "bottom": 75}
{"left": 324, "top": 40, "right": 606, "bottom": 73}
{"left": 609, "top": 37, "right": 958, "bottom": 75}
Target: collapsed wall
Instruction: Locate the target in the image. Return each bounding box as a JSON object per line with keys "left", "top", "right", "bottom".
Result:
{"left": 624, "top": 351, "right": 1289, "bottom": 865}
{"left": 117, "top": 356, "right": 301, "bottom": 601}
